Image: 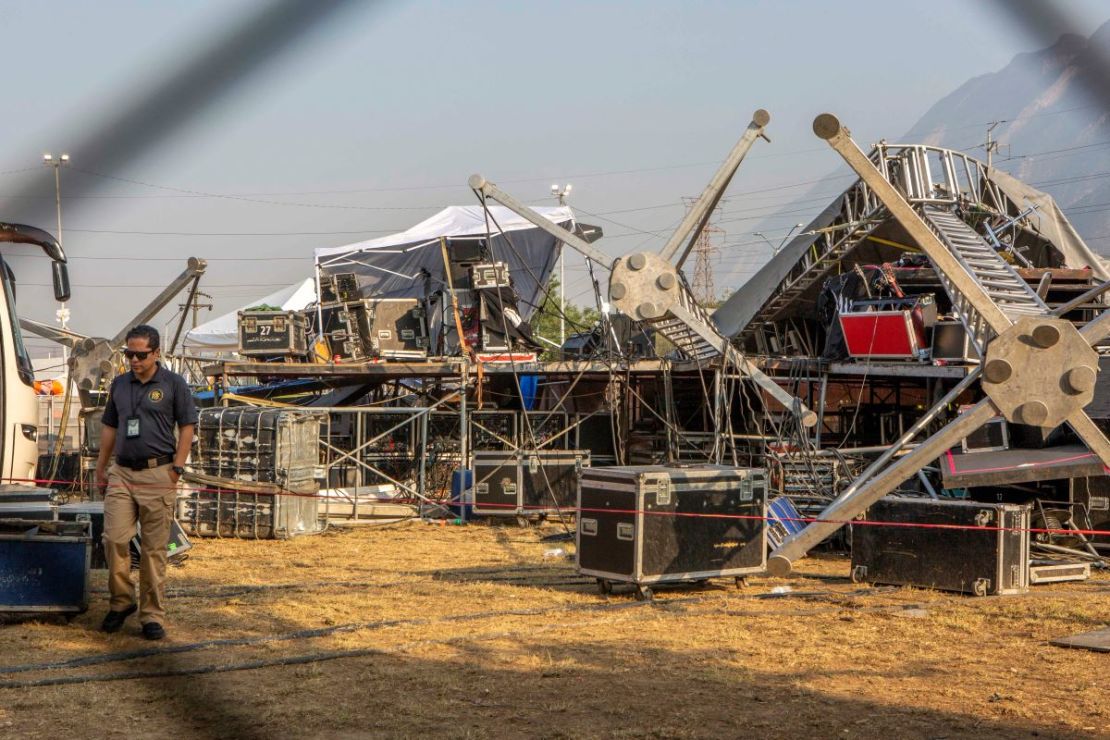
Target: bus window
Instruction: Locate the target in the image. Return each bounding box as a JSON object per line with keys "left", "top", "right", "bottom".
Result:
{"left": 1, "top": 258, "right": 35, "bottom": 387}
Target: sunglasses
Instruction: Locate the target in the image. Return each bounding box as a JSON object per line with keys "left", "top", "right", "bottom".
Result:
{"left": 123, "top": 349, "right": 154, "bottom": 360}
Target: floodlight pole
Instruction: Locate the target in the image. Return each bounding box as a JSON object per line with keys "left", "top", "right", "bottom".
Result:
{"left": 44, "top": 152, "right": 71, "bottom": 367}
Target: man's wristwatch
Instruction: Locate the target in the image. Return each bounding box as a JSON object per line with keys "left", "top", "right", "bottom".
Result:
{"left": 171, "top": 465, "right": 185, "bottom": 476}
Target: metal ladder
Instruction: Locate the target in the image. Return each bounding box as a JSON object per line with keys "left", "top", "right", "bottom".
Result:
{"left": 754, "top": 220, "right": 881, "bottom": 321}
{"left": 921, "top": 206, "right": 1048, "bottom": 354}
{"left": 644, "top": 283, "right": 723, "bottom": 362}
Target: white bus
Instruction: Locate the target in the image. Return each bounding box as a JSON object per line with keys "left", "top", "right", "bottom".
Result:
{"left": 0, "top": 223, "right": 69, "bottom": 484}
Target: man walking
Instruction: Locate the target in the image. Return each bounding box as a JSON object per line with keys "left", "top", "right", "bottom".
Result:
{"left": 95, "top": 325, "right": 197, "bottom": 640}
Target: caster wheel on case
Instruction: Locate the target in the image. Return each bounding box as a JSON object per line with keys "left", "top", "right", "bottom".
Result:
{"left": 695, "top": 579, "right": 709, "bottom": 589}
{"left": 734, "top": 577, "right": 749, "bottom": 590}
{"left": 634, "top": 585, "right": 654, "bottom": 602}
{"left": 596, "top": 578, "right": 612, "bottom": 595}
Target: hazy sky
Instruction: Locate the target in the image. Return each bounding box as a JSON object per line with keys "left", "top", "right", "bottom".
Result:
{"left": 2, "top": 0, "right": 1108, "bottom": 355}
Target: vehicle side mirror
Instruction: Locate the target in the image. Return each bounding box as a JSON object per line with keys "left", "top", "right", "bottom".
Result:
{"left": 52, "top": 261, "right": 71, "bottom": 302}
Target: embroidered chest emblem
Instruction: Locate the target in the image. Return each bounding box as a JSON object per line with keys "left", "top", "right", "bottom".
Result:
{"left": 149, "top": 389, "right": 164, "bottom": 403}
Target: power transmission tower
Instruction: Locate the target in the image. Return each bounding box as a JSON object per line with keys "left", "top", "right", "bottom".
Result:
{"left": 682, "top": 196, "right": 724, "bottom": 306}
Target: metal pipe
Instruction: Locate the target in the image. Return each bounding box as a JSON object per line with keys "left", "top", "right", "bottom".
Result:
{"left": 827, "top": 368, "right": 979, "bottom": 490}
{"left": 663, "top": 109, "right": 770, "bottom": 268}
{"left": 468, "top": 175, "right": 614, "bottom": 269}
{"left": 813, "top": 113, "right": 1012, "bottom": 336}
{"left": 1051, "top": 276, "right": 1110, "bottom": 318}
{"left": 767, "top": 376, "right": 989, "bottom": 576}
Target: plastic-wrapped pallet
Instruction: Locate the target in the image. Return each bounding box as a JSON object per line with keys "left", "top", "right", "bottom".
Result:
{"left": 185, "top": 407, "right": 324, "bottom": 539}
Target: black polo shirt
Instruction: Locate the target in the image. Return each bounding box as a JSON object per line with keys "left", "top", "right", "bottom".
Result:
{"left": 102, "top": 364, "right": 198, "bottom": 461}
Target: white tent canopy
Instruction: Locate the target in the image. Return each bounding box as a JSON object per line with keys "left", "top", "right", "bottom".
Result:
{"left": 314, "top": 205, "right": 574, "bottom": 262}
{"left": 182, "top": 278, "right": 316, "bottom": 352}
{"left": 313, "top": 205, "right": 573, "bottom": 319}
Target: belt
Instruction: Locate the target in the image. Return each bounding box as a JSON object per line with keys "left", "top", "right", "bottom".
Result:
{"left": 116, "top": 454, "right": 174, "bottom": 471}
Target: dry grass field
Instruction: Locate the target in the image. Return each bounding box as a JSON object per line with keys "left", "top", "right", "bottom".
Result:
{"left": 1, "top": 519, "right": 1107, "bottom": 739}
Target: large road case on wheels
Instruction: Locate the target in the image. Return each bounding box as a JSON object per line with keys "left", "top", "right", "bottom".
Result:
{"left": 576, "top": 464, "right": 767, "bottom": 599}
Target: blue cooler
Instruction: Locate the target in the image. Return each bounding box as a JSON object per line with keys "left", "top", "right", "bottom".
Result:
{"left": 0, "top": 519, "right": 91, "bottom": 615}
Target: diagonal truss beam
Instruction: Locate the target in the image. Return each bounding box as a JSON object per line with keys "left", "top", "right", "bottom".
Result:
{"left": 467, "top": 176, "right": 614, "bottom": 269}
{"left": 110, "top": 257, "right": 207, "bottom": 347}
{"left": 661, "top": 109, "right": 770, "bottom": 268}
{"left": 812, "top": 114, "right": 1012, "bottom": 335}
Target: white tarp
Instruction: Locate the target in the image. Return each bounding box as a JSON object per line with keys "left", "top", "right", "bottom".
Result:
{"left": 182, "top": 278, "right": 316, "bottom": 352}
{"left": 314, "top": 205, "right": 574, "bottom": 261}
{"left": 313, "top": 205, "right": 573, "bottom": 320}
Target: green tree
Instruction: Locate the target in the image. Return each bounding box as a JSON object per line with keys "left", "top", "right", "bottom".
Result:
{"left": 531, "top": 277, "right": 601, "bottom": 360}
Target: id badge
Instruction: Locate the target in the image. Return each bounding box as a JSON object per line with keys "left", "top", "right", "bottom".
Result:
{"left": 126, "top": 416, "right": 141, "bottom": 439}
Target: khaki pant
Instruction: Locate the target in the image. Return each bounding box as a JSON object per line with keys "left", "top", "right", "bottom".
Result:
{"left": 104, "top": 463, "right": 176, "bottom": 626}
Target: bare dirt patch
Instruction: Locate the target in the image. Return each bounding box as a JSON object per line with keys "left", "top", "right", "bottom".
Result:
{"left": 1, "top": 520, "right": 1107, "bottom": 739}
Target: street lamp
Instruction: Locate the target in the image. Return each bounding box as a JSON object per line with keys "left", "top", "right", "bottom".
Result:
{"left": 43, "top": 152, "right": 71, "bottom": 361}
{"left": 551, "top": 183, "right": 573, "bottom": 346}
{"left": 753, "top": 223, "right": 804, "bottom": 255}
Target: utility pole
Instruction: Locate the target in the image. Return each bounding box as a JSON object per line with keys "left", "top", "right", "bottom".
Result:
{"left": 984, "top": 121, "right": 1006, "bottom": 168}
{"left": 43, "top": 152, "right": 70, "bottom": 366}
{"left": 179, "top": 291, "right": 213, "bottom": 328}
{"left": 551, "top": 183, "right": 573, "bottom": 345}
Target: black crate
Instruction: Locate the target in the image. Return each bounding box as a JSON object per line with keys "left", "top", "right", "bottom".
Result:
{"left": 850, "top": 497, "right": 1030, "bottom": 595}
{"left": 574, "top": 413, "right": 616, "bottom": 465}
{"left": 238, "top": 310, "right": 308, "bottom": 357}
{"left": 576, "top": 465, "right": 767, "bottom": 594}
{"left": 470, "top": 410, "right": 517, "bottom": 451}
{"left": 320, "top": 272, "right": 360, "bottom": 304}
{"left": 319, "top": 301, "right": 373, "bottom": 362}
{"left": 362, "top": 298, "right": 429, "bottom": 360}
{"left": 930, "top": 320, "right": 976, "bottom": 362}
{"left": 522, "top": 411, "right": 570, "bottom": 449}
{"left": 473, "top": 450, "right": 589, "bottom": 517}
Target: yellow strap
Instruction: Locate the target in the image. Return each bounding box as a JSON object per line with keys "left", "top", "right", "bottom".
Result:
{"left": 221, "top": 393, "right": 298, "bottom": 408}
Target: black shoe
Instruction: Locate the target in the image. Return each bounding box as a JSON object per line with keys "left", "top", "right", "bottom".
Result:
{"left": 141, "top": 622, "right": 165, "bottom": 641}
{"left": 101, "top": 604, "right": 137, "bottom": 633}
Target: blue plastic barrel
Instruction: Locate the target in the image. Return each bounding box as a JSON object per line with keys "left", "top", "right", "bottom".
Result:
{"left": 449, "top": 469, "right": 475, "bottom": 521}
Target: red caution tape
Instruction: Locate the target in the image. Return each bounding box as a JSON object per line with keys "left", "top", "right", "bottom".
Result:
{"left": 8, "top": 476, "right": 1110, "bottom": 538}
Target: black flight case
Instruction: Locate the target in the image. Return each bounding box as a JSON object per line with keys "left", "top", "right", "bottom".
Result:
{"left": 472, "top": 449, "right": 589, "bottom": 519}
{"left": 576, "top": 464, "right": 767, "bottom": 600}
{"left": 850, "top": 497, "right": 1030, "bottom": 596}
